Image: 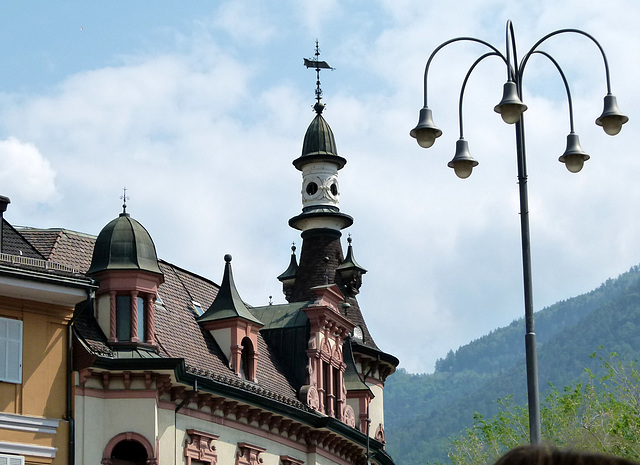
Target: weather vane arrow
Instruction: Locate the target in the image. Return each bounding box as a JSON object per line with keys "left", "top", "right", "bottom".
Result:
{"left": 303, "top": 57, "right": 333, "bottom": 70}
{"left": 304, "top": 40, "right": 334, "bottom": 110}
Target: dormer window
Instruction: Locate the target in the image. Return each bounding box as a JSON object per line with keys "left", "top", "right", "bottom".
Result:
{"left": 240, "top": 336, "right": 256, "bottom": 382}
{"left": 352, "top": 325, "right": 363, "bottom": 341}
{"left": 190, "top": 301, "right": 203, "bottom": 317}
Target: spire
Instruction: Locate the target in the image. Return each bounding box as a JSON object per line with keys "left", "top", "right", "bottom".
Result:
{"left": 198, "top": 254, "right": 262, "bottom": 325}
{"left": 120, "top": 187, "right": 130, "bottom": 217}
{"left": 290, "top": 42, "right": 351, "bottom": 233}
{"left": 303, "top": 39, "right": 334, "bottom": 114}
{"left": 277, "top": 243, "right": 299, "bottom": 300}
{"left": 277, "top": 243, "right": 298, "bottom": 282}
{"left": 297, "top": 42, "right": 345, "bottom": 171}
{"left": 337, "top": 235, "right": 367, "bottom": 296}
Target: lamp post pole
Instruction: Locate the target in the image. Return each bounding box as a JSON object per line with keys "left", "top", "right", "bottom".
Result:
{"left": 410, "top": 21, "right": 627, "bottom": 445}
{"left": 514, "top": 113, "right": 540, "bottom": 443}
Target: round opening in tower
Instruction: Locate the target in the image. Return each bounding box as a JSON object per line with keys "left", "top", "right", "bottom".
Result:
{"left": 306, "top": 182, "right": 318, "bottom": 195}
{"left": 330, "top": 183, "right": 338, "bottom": 196}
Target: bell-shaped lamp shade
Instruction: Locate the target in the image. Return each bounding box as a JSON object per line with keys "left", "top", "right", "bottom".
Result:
{"left": 595, "top": 94, "right": 628, "bottom": 136}
{"left": 447, "top": 139, "right": 478, "bottom": 179}
{"left": 559, "top": 133, "right": 590, "bottom": 173}
{"left": 410, "top": 107, "right": 443, "bottom": 148}
{"left": 494, "top": 81, "right": 527, "bottom": 124}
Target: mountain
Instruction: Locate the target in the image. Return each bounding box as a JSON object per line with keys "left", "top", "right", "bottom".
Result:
{"left": 384, "top": 264, "right": 640, "bottom": 465}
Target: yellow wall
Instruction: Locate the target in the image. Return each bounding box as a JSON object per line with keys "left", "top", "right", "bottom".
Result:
{"left": 0, "top": 295, "right": 74, "bottom": 465}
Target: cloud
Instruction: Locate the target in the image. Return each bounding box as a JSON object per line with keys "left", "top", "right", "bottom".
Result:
{"left": 0, "top": 137, "right": 58, "bottom": 207}
{"left": 0, "top": 0, "right": 638, "bottom": 374}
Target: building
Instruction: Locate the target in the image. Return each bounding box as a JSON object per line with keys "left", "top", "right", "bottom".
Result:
{"left": 0, "top": 78, "right": 398, "bottom": 465}
{"left": 0, "top": 196, "right": 97, "bottom": 465}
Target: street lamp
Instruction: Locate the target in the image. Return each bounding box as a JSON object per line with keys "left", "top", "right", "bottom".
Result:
{"left": 410, "top": 21, "right": 627, "bottom": 445}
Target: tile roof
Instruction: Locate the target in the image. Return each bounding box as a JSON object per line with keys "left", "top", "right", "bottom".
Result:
{"left": 19, "top": 227, "right": 306, "bottom": 409}
{"left": 2, "top": 220, "right": 44, "bottom": 259}
{"left": 18, "top": 228, "right": 97, "bottom": 272}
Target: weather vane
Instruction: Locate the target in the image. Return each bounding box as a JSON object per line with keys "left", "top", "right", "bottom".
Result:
{"left": 304, "top": 40, "right": 334, "bottom": 113}
{"left": 120, "top": 187, "right": 130, "bottom": 214}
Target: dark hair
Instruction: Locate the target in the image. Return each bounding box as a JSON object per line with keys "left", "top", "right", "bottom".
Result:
{"left": 493, "top": 446, "right": 639, "bottom": 465}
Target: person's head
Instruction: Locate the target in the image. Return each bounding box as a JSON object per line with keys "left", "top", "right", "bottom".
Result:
{"left": 493, "top": 445, "right": 638, "bottom": 465}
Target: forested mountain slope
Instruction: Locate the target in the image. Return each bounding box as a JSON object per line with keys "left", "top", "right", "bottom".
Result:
{"left": 385, "top": 265, "right": 640, "bottom": 465}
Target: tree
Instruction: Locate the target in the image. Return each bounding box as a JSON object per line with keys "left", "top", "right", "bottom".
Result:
{"left": 448, "top": 352, "right": 640, "bottom": 465}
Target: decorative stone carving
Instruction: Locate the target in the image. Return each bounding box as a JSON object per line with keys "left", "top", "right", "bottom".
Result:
{"left": 299, "top": 385, "right": 320, "bottom": 410}
{"left": 185, "top": 429, "right": 218, "bottom": 465}
{"left": 236, "top": 442, "right": 265, "bottom": 465}
{"left": 301, "top": 165, "right": 340, "bottom": 208}
{"left": 280, "top": 455, "right": 305, "bottom": 465}
{"left": 343, "top": 405, "right": 356, "bottom": 428}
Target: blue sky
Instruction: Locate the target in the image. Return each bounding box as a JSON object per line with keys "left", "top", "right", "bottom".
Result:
{"left": 0, "top": 0, "right": 638, "bottom": 373}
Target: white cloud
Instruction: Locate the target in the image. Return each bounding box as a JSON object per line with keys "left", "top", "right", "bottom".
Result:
{"left": 0, "top": 0, "right": 638, "bottom": 373}
{"left": 0, "top": 137, "right": 58, "bottom": 207}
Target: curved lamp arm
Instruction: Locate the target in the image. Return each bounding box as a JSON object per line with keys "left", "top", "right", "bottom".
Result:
{"left": 505, "top": 20, "right": 518, "bottom": 81}
{"left": 520, "top": 28, "right": 612, "bottom": 93}
{"left": 527, "top": 50, "right": 576, "bottom": 132}
{"left": 421, "top": 37, "right": 507, "bottom": 107}
{"left": 519, "top": 28, "right": 627, "bottom": 135}
{"left": 458, "top": 52, "right": 501, "bottom": 138}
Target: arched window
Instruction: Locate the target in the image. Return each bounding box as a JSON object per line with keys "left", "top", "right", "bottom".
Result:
{"left": 101, "top": 432, "right": 156, "bottom": 465}
{"left": 111, "top": 440, "right": 147, "bottom": 465}
{"left": 240, "top": 337, "right": 255, "bottom": 381}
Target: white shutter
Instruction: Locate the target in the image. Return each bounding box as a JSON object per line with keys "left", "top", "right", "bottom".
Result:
{"left": 0, "top": 317, "right": 22, "bottom": 384}
{"left": 0, "top": 454, "right": 25, "bottom": 465}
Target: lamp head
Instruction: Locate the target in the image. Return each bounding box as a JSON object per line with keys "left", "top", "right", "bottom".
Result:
{"left": 596, "top": 94, "right": 628, "bottom": 136}
{"left": 447, "top": 138, "right": 478, "bottom": 178}
{"left": 410, "top": 107, "right": 443, "bottom": 148}
{"left": 559, "top": 133, "right": 590, "bottom": 173}
{"left": 494, "top": 81, "right": 527, "bottom": 124}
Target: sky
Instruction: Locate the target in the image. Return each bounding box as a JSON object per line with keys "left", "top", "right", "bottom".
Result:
{"left": 0, "top": 0, "right": 638, "bottom": 374}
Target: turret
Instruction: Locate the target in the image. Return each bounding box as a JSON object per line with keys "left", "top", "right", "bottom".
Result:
{"left": 88, "top": 201, "right": 163, "bottom": 348}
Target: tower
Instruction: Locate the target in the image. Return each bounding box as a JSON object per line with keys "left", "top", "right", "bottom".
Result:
{"left": 277, "top": 43, "right": 399, "bottom": 439}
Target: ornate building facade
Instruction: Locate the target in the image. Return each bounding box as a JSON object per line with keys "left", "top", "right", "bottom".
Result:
{"left": 0, "top": 77, "right": 398, "bottom": 465}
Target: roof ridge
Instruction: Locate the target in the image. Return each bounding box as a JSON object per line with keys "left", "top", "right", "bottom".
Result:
{"left": 16, "top": 226, "right": 97, "bottom": 240}
{"left": 158, "top": 259, "right": 219, "bottom": 288}
{"left": 48, "top": 229, "right": 65, "bottom": 261}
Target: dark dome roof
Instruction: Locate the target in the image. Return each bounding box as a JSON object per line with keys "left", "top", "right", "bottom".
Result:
{"left": 87, "top": 212, "right": 162, "bottom": 275}
{"left": 293, "top": 113, "right": 346, "bottom": 170}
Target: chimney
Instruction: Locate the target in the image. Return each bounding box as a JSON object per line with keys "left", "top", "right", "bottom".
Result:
{"left": 0, "top": 195, "right": 10, "bottom": 254}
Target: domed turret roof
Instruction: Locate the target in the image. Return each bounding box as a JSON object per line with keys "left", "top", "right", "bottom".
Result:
{"left": 87, "top": 212, "right": 162, "bottom": 276}
{"left": 293, "top": 105, "right": 346, "bottom": 170}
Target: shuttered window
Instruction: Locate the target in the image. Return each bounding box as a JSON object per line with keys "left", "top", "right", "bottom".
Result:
{"left": 0, "top": 317, "right": 23, "bottom": 383}
{"left": 0, "top": 453, "right": 25, "bottom": 465}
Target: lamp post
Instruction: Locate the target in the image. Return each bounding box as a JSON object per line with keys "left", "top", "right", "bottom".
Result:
{"left": 410, "top": 21, "right": 627, "bottom": 445}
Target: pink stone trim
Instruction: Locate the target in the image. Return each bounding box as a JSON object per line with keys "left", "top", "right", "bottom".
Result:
{"left": 280, "top": 455, "right": 305, "bottom": 465}
{"left": 237, "top": 442, "right": 266, "bottom": 465}
{"left": 185, "top": 429, "right": 218, "bottom": 465}
{"left": 130, "top": 290, "right": 140, "bottom": 342}
{"left": 109, "top": 291, "right": 117, "bottom": 342}
{"left": 76, "top": 387, "right": 159, "bottom": 399}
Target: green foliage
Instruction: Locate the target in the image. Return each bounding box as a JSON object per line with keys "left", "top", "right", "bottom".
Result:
{"left": 448, "top": 353, "right": 640, "bottom": 465}
{"left": 385, "top": 265, "right": 640, "bottom": 465}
